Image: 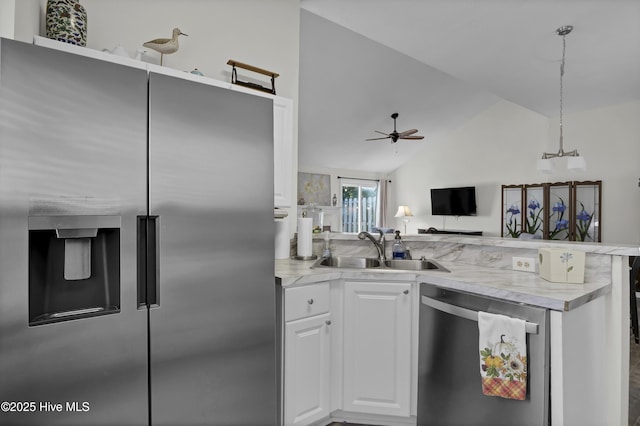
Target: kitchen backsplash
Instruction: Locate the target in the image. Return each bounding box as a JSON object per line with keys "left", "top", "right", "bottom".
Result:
{"left": 295, "top": 234, "right": 612, "bottom": 284}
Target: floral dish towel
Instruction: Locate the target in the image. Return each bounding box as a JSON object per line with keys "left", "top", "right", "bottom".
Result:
{"left": 478, "top": 311, "right": 527, "bottom": 400}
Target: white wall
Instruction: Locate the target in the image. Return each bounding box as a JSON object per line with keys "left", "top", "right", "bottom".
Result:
{"left": 389, "top": 100, "right": 640, "bottom": 245}
{"left": 13, "top": 0, "right": 40, "bottom": 42}
{"left": 559, "top": 101, "right": 640, "bottom": 244}
{"left": 0, "top": 0, "right": 38, "bottom": 40}
{"left": 0, "top": 0, "right": 16, "bottom": 39}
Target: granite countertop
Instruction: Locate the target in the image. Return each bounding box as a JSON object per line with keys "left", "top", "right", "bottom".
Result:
{"left": 275, "top": 258, "right": 611, "bottom": 312}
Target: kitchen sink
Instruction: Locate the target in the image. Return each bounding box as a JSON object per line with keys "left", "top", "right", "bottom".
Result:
{"left": 384, "top": 259, "right": 450, "bottom": 272}
{"left": 311, "top": 256, "right": 449, "bottom": 272}
{"left": 313, "top": 256, "right": 382, "bottom": 269}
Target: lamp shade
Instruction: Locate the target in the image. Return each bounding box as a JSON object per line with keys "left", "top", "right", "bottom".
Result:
{"left": 394, "top": 205, "right": 413, "bottom": 218}
{"left": 567, "top": 155, "right": 586, "bottom": 172}
{"left": 536, "top": 158, "right": 554, "bottom": 174}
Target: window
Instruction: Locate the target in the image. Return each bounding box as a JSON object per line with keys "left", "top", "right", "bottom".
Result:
{"left": 340, "top": 179, "right": 378, "bottom": 233}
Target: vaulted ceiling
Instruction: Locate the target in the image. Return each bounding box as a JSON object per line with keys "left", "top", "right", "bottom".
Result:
{"left": 298, "top": 0, "right": 640, "bottom": 173}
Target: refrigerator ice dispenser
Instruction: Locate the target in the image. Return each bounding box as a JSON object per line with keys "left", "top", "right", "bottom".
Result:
{"left": 28, "top": 215, "right": 121, "bottom": 326}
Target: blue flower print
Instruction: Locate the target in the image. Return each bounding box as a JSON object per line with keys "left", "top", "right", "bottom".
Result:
{"left": 576, "top": 210, "right": 591, "bottom": 222}
{"left": 525, "top": 199, "right": 543, "bottom": 236}
{"left": 575, "top": 201, "right": 594, "bottom": 241}
{"left": 549, "top": 197, "right": 568, "bottom": 240}
{"left": 552, "top": 202, "right": 566, "bottom": 213}
{"left": 505, "top": 204, "right": 521, "bottom": 238}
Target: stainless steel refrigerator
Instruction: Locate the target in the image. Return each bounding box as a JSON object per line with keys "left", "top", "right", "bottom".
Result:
{"left": 0, "top": 38, "right": 276, "bottom": 425}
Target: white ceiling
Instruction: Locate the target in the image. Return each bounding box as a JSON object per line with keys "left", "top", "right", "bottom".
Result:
{"left": 298, "top": 0, "right": 640, "bottom": 174}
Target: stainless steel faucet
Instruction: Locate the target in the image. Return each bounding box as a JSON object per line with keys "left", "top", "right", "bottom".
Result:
{"left": 357, "top": 229, "right": 386, "bottom": 261}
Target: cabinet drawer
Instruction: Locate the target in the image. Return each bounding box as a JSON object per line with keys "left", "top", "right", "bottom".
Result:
{"left": 285, "top": 282, "right": 330, "bottom": 321}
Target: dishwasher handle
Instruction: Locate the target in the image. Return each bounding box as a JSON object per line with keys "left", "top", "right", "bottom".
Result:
{"left": 421, "top": 295, "right": 539, "bottom": 335}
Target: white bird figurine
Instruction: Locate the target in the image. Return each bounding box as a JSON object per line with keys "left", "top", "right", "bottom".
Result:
{"left": 143, "top": 28, "right": 188, "bottom": 65}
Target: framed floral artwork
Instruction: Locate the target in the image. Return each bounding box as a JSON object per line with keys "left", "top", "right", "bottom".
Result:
{"left": 501, "top": 180, "right": 602, "bottom": 242}
{"left": 297, "top": 172, "right": 331, "bottom": 206}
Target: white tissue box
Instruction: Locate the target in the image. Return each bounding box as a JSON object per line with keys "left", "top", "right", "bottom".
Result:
{"left": 538, "top": 248, "right": 585, "bottom": 284}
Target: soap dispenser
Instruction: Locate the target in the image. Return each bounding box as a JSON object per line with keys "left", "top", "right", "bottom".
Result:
{"left": 392, "top": 230, "right": 407, "bottom": 260}
{"left": 322, "top": 231, "right": 332, "bottom": 258}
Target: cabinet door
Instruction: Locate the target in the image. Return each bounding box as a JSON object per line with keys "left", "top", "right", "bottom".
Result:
{"left": 273, "top": 96, "right": 293, "bottom": 207}
{"left": 284, "top": 313, "right": 332, "bottom": 426}
{"left": 343, "top": 281, "right": 412, "bottom": 417}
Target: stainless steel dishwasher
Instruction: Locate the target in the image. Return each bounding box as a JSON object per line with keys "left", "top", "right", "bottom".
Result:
{"left": 418, "top": 282, "right": 550, "bottom": 426}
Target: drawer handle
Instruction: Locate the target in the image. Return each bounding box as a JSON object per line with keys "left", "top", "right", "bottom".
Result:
{"left": 307, "top": 299, "right": 314, "bottom": 305}
{"left": 403, "top": 289, "right": 409, "bottom": 295}
{"left": 325, "top": 320, "right": 332, "bottom": 326}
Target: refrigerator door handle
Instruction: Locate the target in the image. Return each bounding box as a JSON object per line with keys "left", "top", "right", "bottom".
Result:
{"left": 137, "top": 215, "right": 160, "bottom": 308}
{"left": 421, "top": 295, "right": 539, "bottom": 334}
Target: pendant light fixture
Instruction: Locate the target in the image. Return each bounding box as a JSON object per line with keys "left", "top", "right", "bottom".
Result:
{"left": 537, "top": 25, "right": 586, "bottom": 173}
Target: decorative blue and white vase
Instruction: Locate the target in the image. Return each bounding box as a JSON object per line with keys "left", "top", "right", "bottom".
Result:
{"left": 45, "top": 0, "right": 87, "bottom": 46}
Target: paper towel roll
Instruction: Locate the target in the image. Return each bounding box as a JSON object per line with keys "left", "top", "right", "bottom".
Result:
{"left": 297, "top": 217, "right": 313, "bottom": 257}
{"left": 275, "top": 218, "right": 290, "bottom": 259}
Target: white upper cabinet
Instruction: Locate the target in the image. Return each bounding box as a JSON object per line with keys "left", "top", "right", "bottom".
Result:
{"left": 283, "top": 283, "right": 332, "bottom": 426}
{"left": 272, "top": 96, "right": 293, "bottom": 207}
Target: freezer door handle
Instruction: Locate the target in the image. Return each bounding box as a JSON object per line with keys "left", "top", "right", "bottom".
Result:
{"left": 137, "top": 215, "right": 160, "bottom": 308}
{"left": 421, "top": 295, "right": 539, "bottom": 334}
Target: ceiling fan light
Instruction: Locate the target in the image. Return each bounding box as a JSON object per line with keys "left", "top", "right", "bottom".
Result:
{"left": 567, "top": 155, "right": 586, "bottom": 172}
{"left": 536, "top": 158, "right": 554, "bottom": 174}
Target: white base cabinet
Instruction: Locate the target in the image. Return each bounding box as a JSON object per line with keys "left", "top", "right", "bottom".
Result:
{"left": 283, "top": 283, "right": 332, "bottom": 426}
{"left": 342, "top": 281, "right": 412, "bottom": 418}
{"left": 284, "top": 313, "right": 332, "bottom": 425}
{"left": 281, "top": 279, "right": 416, "bottom": 426}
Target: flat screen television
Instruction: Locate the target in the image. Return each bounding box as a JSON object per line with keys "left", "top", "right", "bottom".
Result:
{"left": 430, "top": 186, "right": 477, "bottom": 216}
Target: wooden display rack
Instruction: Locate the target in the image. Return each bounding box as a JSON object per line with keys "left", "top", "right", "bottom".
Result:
{"left": 227, "top": 60, "right": 279, "bottom": 94}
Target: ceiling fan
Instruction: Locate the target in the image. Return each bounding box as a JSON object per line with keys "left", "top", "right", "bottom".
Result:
{"left": 366, "top": 112, "right": 424, "bottom": 143}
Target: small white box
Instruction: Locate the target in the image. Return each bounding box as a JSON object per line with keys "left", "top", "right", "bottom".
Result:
{"left": 538, "top": 248, "right": 585, "bottom": 283}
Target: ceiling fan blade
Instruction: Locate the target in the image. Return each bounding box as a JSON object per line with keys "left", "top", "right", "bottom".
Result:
{"left": 365, "top": 136, "right": 391, "bottom": 141}
{"left": 397, "top": 129, "right": 418, "bottom": 137}
{"left": 399, "top": 135, "right": 424, "bottom": 140}
{"left": 374, "top": 130, "right": 391, "bottom": 136}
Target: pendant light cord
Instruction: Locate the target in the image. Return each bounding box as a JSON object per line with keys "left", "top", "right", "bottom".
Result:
{"left": 559, "top": 33, "right": 566, "bottom": 154}
{"left": 538, "top": 25, "right": 585, "bottom": 170}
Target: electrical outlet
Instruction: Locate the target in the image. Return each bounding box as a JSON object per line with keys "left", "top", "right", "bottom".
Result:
{"left": 513, "top": 256, "right": 536, "bottom": 273}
